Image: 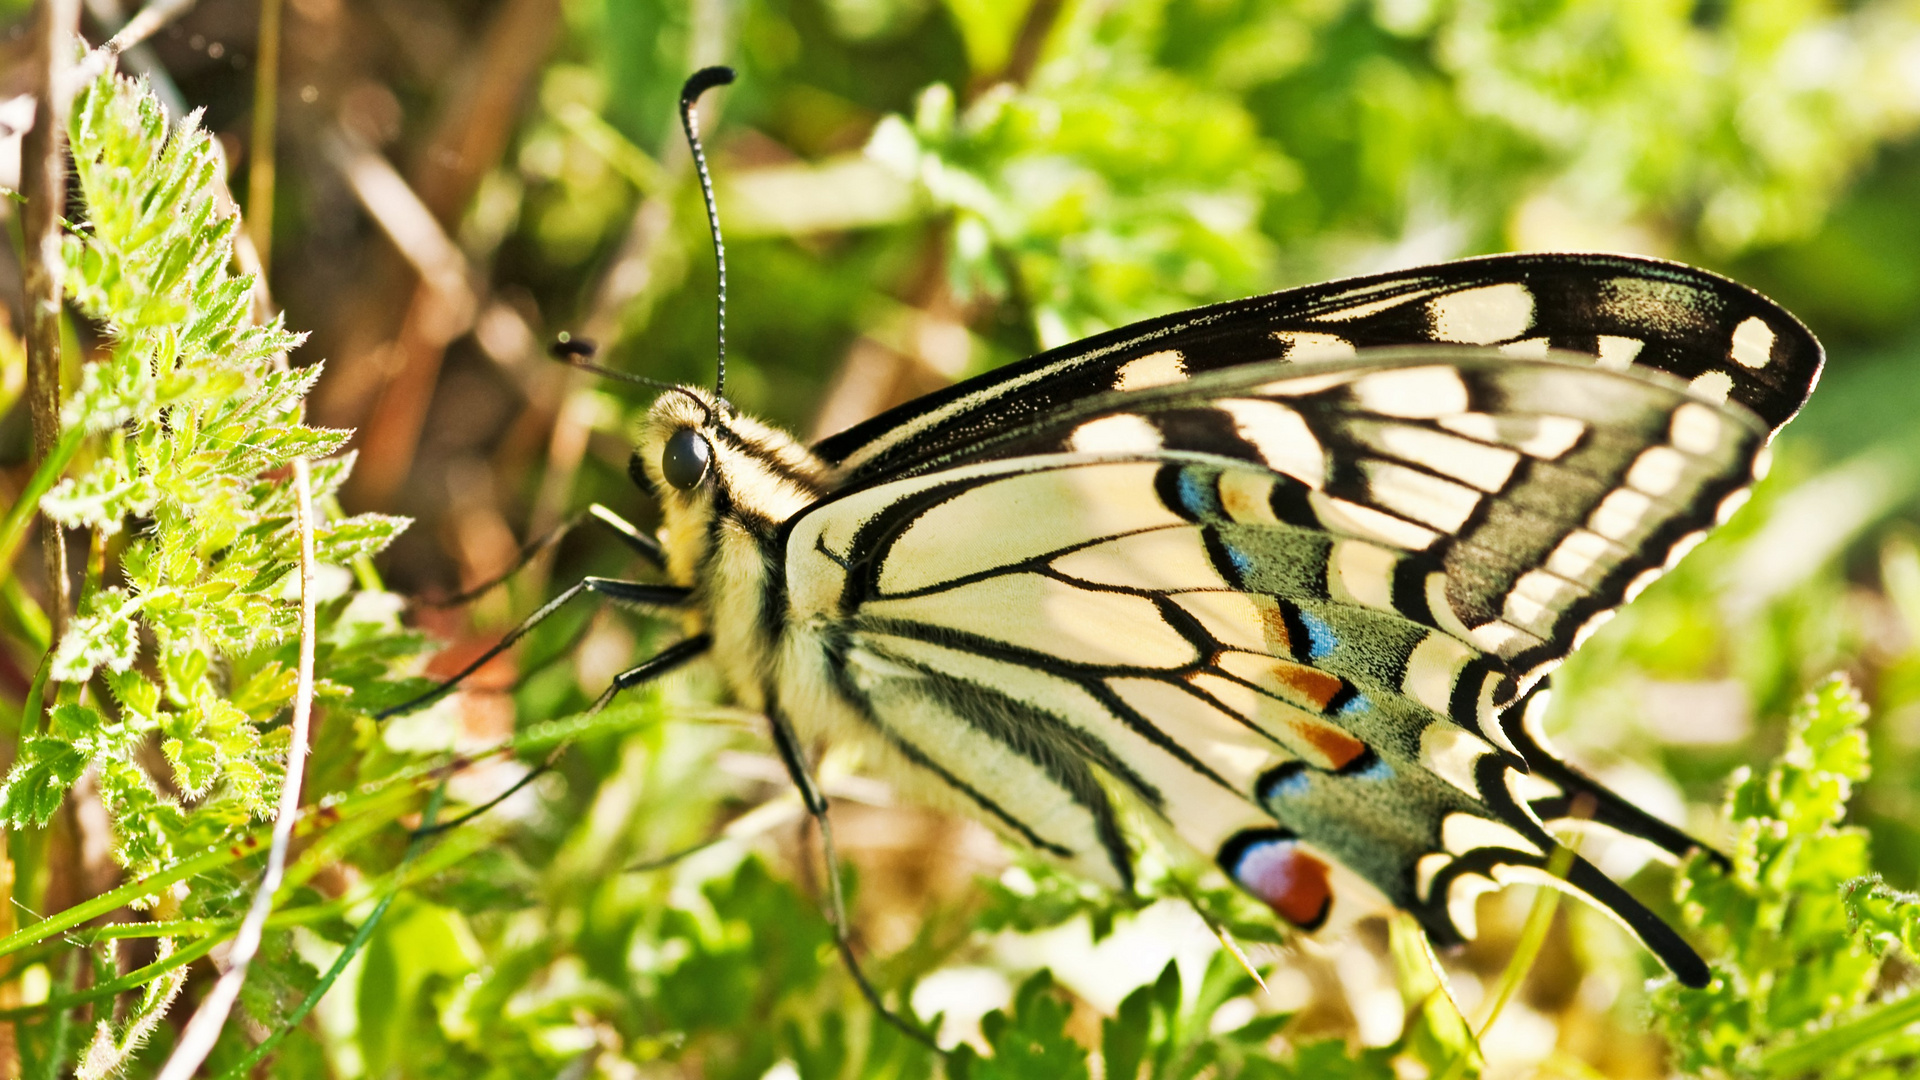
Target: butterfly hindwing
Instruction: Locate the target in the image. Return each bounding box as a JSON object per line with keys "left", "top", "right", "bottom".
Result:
{"left": 783, "top": 353, "right": 1756, "bottom": 986}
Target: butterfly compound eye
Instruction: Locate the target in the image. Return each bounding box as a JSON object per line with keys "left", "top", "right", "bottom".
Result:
{"left": 662, "top": 428, "right": 713, "bottom": 491}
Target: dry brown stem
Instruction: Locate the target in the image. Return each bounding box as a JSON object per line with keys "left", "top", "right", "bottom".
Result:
{"left": 21, "top": 0, "right": 81, "bottom": 654}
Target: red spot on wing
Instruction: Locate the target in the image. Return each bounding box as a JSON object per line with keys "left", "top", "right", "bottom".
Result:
{"left": 1232, "top": 836, "right": 1333, "bottom": 930}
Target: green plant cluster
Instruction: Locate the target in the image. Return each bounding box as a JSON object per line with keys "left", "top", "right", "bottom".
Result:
{"left": 2, "top": 75, "right": 410, "bottom": 875}
{"left": 1653, "top": 677, "right": 1920, "bottom": 1079}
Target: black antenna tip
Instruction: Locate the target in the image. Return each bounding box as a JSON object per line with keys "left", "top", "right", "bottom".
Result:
{"left": 681, "top": 67, "right": 736, "bottom": 108}
{"left": 549, "top": 334, "right": 598, "bottom": 362}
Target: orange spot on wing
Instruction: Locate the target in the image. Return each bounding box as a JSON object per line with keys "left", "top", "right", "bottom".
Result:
{"left": 1268, "top": 659, "right": 1344, "bottom": 711}
{"left": 1257, "top": 601, "right": 1292, "bottom": 654}
{"left": 1288, "top": 719, "right": 1367, "bottom": 770}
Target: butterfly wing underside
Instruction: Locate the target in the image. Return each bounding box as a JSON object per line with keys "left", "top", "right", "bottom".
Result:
{"left": 781, "top": 256, "right": 1820, "bottom": 988}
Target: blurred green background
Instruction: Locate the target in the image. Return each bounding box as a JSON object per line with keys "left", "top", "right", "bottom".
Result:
{"left": 5, "top": 0, "right": 1920, "bottom": 1076}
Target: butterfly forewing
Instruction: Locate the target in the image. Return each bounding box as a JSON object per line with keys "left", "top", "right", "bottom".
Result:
{"left": 815, "top": 253, "right": 1820, "bottom": 485}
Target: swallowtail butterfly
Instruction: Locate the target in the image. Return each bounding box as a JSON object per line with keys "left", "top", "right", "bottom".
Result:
{"left": 401, "top": 69, "right": 1824, "bottom": 998}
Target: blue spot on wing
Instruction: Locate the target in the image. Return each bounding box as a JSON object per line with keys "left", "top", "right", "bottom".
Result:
{"left": 1351, "top": 754, "right": 1394, "bottom": 781}
{"left": 1297, "top": 610, "right": 1338, "bottom": 660}
{"left": 1176, "top": 468, "right": 1220, "bottom": 518}
{"left": 1224, "top": 543, "right": 1255, "bottom": 579}
{"left": 1258, "top": 762, "right": 1312, "bottom": 801}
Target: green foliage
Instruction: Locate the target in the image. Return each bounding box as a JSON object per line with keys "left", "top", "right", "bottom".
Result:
{"left": 0, "top": 74, "right": 412, "bottom": 876}
{"left": 1654, "top": 677, "right": 1920, "bottom": 1078}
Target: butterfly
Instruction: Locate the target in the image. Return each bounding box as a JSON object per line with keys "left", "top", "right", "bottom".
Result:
{"left": 396, "top": 69, "right": 1823, "bottom": 1001}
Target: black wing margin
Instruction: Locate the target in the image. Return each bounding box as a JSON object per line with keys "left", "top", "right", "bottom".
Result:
{"left": 815, "top": 253, "right": 1822, "bottom": 486}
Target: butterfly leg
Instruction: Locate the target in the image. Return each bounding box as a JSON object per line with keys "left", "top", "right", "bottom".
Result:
{"left": 378, "top": 577, "right": 694, "bottom": 719}
{"left": 424, "top": 503, "right": 666, "bottom": 609}
{"left": 410, "top": 635, "right": 711, "bottom": 839}
{"left": 765, "top": 705, "right": 943, "bottom": 1052}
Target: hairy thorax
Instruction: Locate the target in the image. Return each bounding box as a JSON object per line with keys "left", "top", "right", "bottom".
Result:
{"left": 636, "top": 388, "right": 831, "bottom": 712}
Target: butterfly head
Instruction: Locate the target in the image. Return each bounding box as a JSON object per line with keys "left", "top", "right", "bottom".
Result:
{"left": 633, "top": 386, "right": 828, "bottom": 584}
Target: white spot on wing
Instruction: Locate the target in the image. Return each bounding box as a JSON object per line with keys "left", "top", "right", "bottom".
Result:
{"left": 1504, "top": 569, "right": 1580, "bottom": 632}
{"left": 1421, "top": 722, "right": 1493, "bottom": 798}
{"left": 1415, "top": 853, "right": 1451, "bottom": 902}
{"left": 1309, "top": 493, "right": 1441, "bottom": 550}
{"left": 1626, "top": 446, "right": 1690, "bottom": 497}
{"left": 1588, "top": 488, "right": 1656, "bottom": 542}
{"left": 1506, "top": 769, "right": 1563, "bottom": 804}
{"left": 1689, "top": 369, "right": 1734, "bottom": 404}
{"left": 1670, "top": 402, "right": 1725, "bottom": 454}
{"left": 1467, "top": 620, "right": 1538, "bottom": 658}
{"left": 1429, "top": 283, "right": 1535, "bottom": 344}
{"left": 1623, "top": 567, "right": 1663, "bottom": 601}
{"left": 1273, "top": 331, "right": 1356, "bottom": 361}
{"left": 1403, "top": 633, "right": 1474, "bottom": 715}
{"left": 1596, "top": 335, "right": 1644, "bottom": 370}
{"left": 1716, "top": 488, "right": 1751, "bottom": 524}
{"left": 1664, "top": 529, "right": 1708, "bottom": 569}
{"left": 1113, "top": 349, "right": 1188, "bottom": 391}
{"left": 1570, "top": 608, "right": 1616, "bottom": 648}
{"left": 1069, "top": 414, "right": 1163, "bottom": 454}
{"left": 1442, "top": 812, "right": 1543, "bottom": 857}
{"left": 1219, "top": 399, "right": 1325, "bottom": 487}
{"left": 1352, "top": 367, "right": 1472, "bottom": 418}
{"left": 1545, "top": 529, "right": 1621, "bottom": 585}
{"left": 1730, "top": 317, "right": 1775, "bottom": 370}
{"left": 1437, "top": 413, "right": 1585, "bottom": 459}
{"left": 1447, "top": 873, "right": 1499, "bottom": 939}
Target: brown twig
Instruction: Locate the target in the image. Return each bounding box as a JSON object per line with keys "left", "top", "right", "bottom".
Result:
{"left": 66, "top": 0, "right": 201, "bottom": 91}
{"left": 23, "top": 0, "right": 82, "bottom": 662}
{"left": 12, "top": 4, "right": 83, "bottom": 1071}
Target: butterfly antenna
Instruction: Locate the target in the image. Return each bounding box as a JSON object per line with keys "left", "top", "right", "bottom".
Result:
{"left": 679, "top": 66, "right": 734, "bottom": 402}
{"left": 548, "top": 335, "right": 679, "bottom": 392}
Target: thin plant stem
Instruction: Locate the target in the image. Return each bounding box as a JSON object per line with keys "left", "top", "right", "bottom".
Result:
{"left": 1759, "top": 987, "right": 1920, "bottom": 1078}
{"left": 0, "top": 937, "right": 219, "bottom": 1022}
{"left": 212, "top": 782, "right": 449, "bottom": 1080}
{"left": 153, "top": 453, "right": 320, "bottom": 1080}
{"left": 1476, "top": 840, "right": 1581, "bottom": 1038}
{"left": 0, "top": 700, "right": 655, "bottom": 965}
{"left": 66, "top": 0, "right": 202, "bottom": 90}
{"left": 0, "top": 428, "right": 85, "bottom": 591}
